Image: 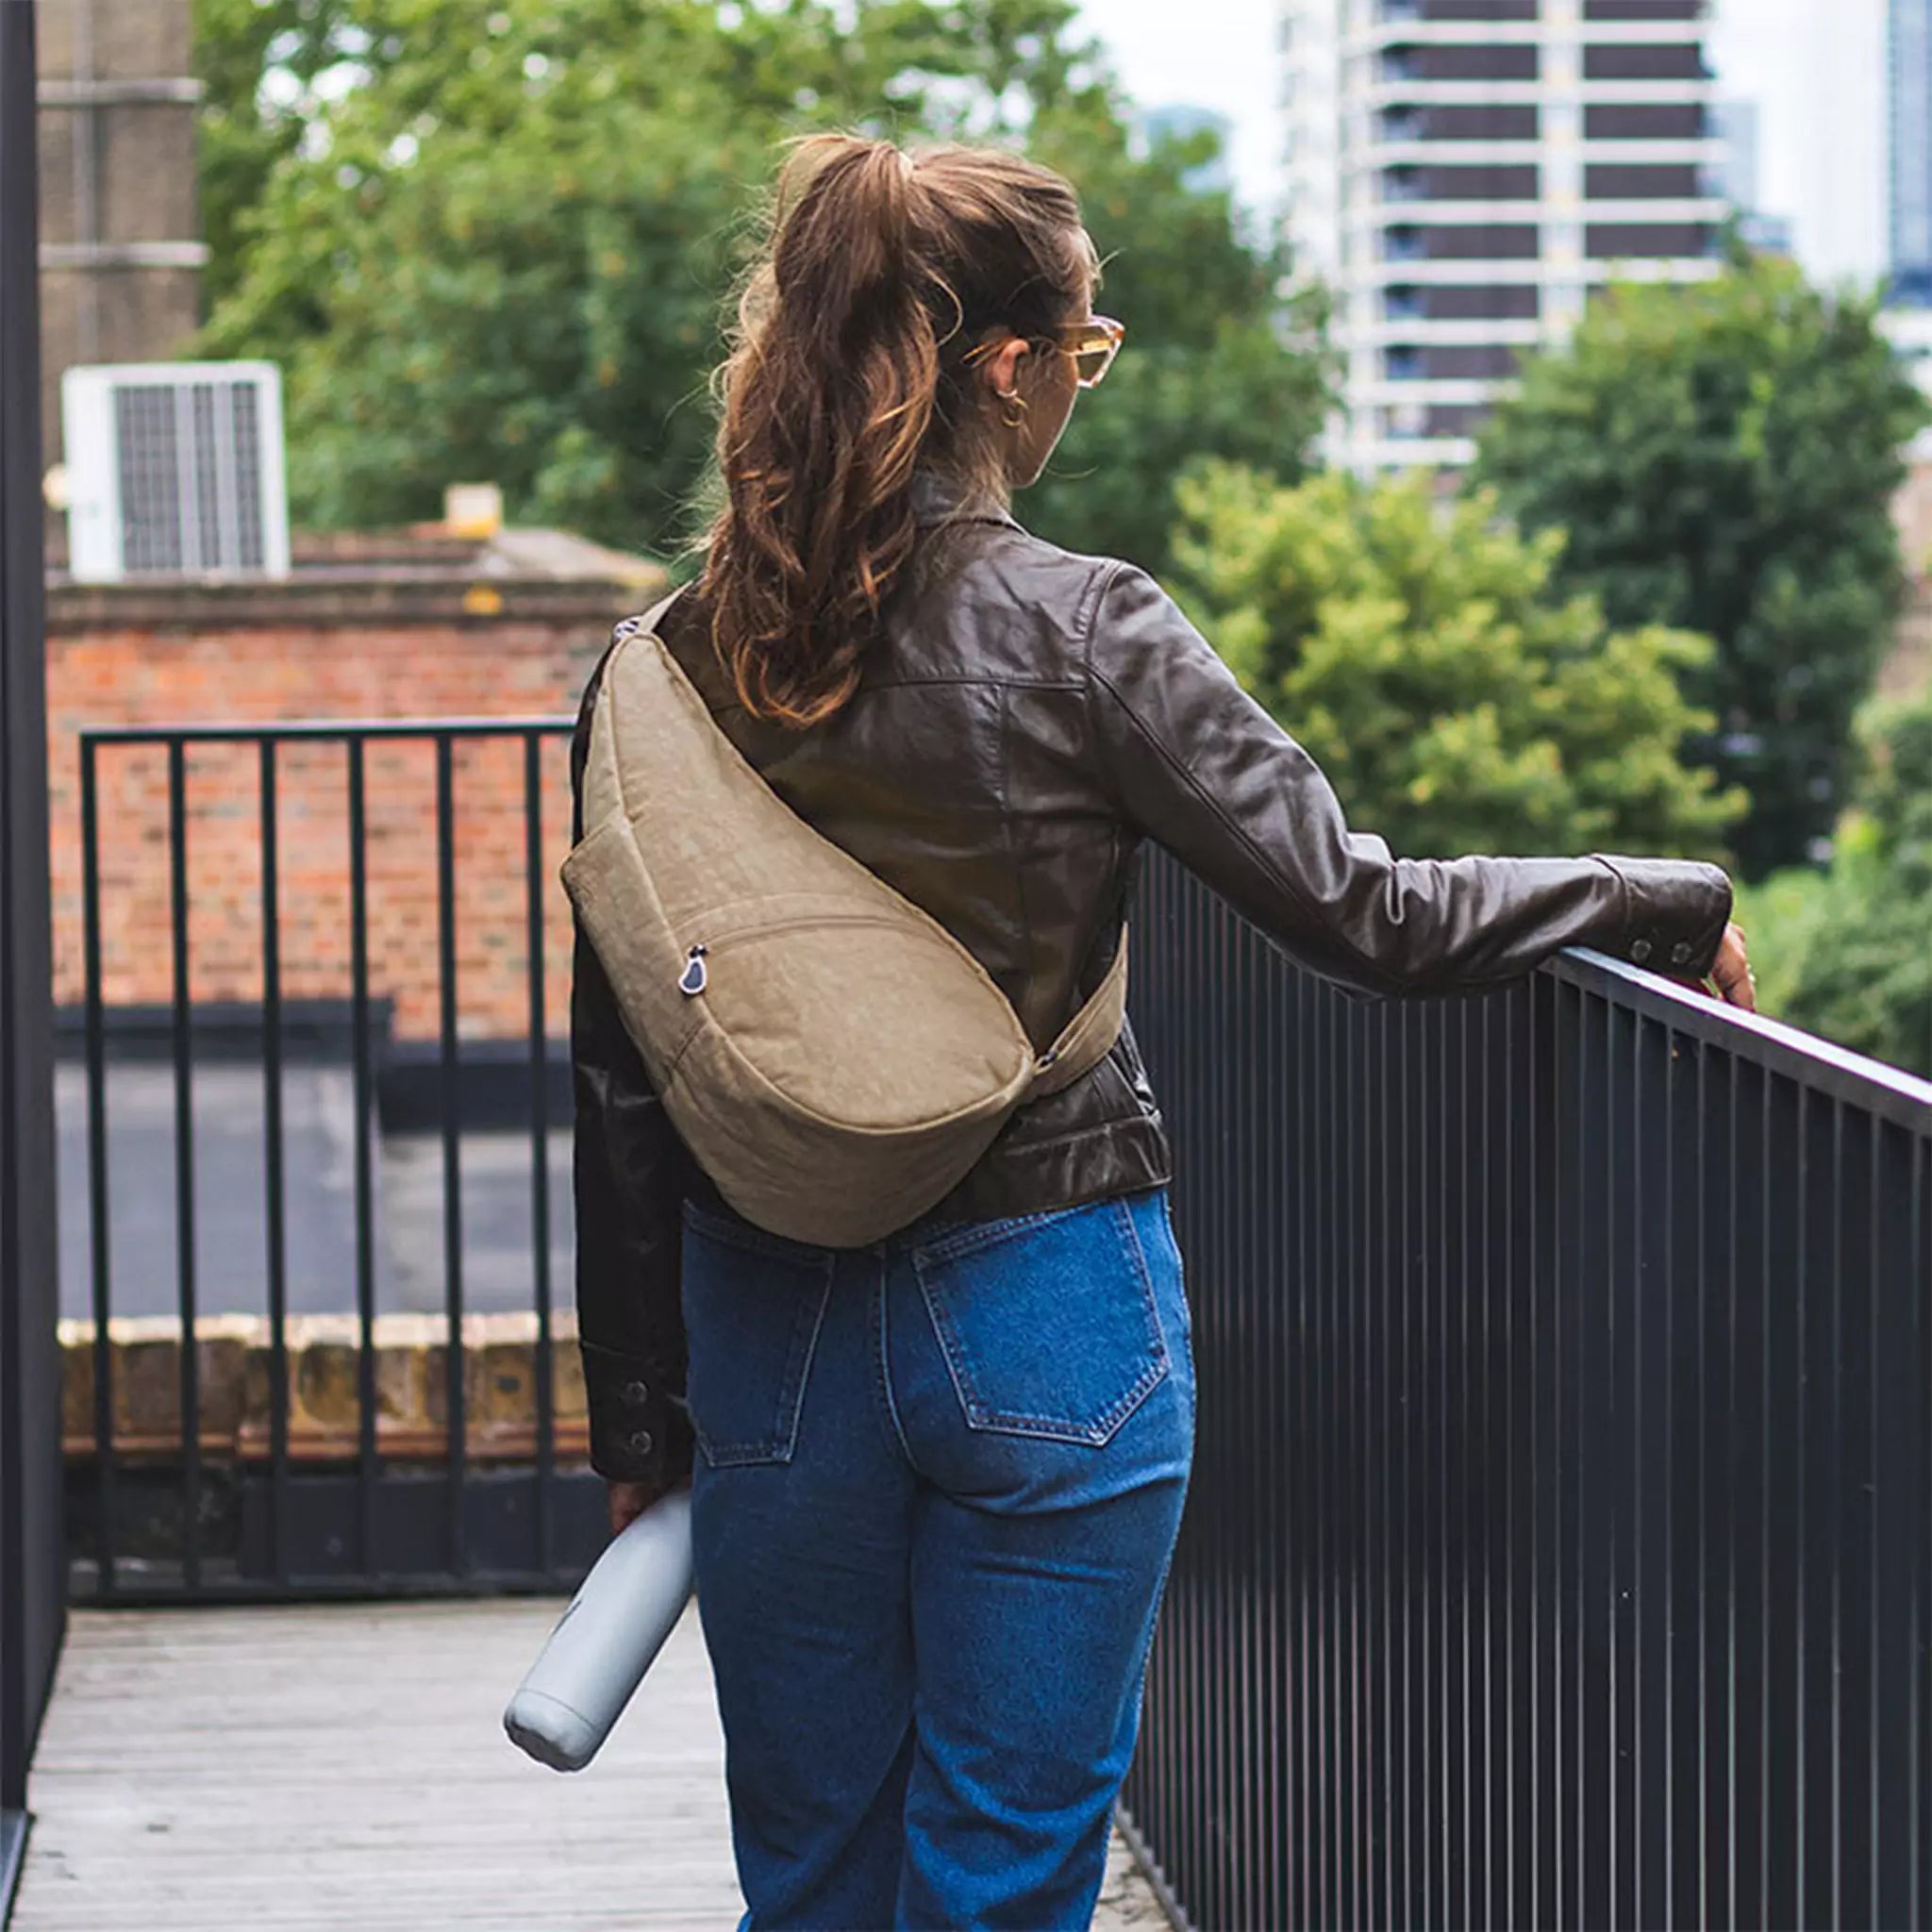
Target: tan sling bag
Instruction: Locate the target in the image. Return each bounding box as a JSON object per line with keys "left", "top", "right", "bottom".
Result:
{"left": 560, "top": 588, "right": 1128, "bottom": 1249}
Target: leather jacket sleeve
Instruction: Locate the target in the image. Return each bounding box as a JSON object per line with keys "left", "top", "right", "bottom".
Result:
{"left": 1084, "top": 561, "right": 1734, "bottom": 995}
{"left": 569, "top": 653, "right": 698, "bottom": 1488}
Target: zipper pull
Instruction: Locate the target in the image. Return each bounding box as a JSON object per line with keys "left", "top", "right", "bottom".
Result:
{"left": 678, "top": 944, "right": 708, "bottom": 996}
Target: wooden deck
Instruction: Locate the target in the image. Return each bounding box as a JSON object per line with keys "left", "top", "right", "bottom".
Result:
{"left": 10, "top": 1597, "right": 1174, "bottom": 1930}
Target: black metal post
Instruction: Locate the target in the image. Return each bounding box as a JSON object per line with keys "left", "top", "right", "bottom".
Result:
{"left": 0, "top": 0, "right": 65, "bottom": 1910}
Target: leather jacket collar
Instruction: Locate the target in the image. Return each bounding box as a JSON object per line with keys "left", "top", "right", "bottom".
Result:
{"left": 908, "top": 464, "right": 1024, "bottom": 530}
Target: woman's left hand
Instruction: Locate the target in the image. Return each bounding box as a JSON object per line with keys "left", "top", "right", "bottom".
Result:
{"left": 1707, "top": 921, "right": 1756, "bottom": 1011}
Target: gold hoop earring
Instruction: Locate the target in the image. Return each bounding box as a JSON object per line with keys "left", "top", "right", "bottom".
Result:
{"left": 997, "top": 386, "right": 1028, "bottom": 429}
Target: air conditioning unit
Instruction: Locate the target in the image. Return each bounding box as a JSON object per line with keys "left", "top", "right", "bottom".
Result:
{"left": 61, "top": 360, "right": 291, "bottom": 582}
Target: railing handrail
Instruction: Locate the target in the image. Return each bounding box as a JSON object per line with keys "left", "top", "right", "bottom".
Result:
{"left": 77, "top": 715, "right": 576, "bottom": 745}
{"left": 1554, "top": 946, "right": 1932, "bottom": 1134}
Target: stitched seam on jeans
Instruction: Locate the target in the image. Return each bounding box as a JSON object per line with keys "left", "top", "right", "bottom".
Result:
{"left": 699, "top": 1273, "right": 830, "bottom": 1463}
{"left": 911, "top": 1199, "right": 1091, "bottom": 1268}
{"left": 871, "top": 1256, "right": 926, "bottom": 1478}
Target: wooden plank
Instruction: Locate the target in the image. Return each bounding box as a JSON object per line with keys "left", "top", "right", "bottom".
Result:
{"left": 11, "top": 1600, "right": 1174, "bottom": 1930}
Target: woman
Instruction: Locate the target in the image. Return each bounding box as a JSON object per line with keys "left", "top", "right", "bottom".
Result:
{"left": 569, "top": 135, "right": 1754, "bottom": 1931}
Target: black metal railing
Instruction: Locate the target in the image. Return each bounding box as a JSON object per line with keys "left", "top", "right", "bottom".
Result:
{"left": 66, "top": 714, "right": 1932, "bottom": 1925}
{"left": 72, "top": 719, "right": 587, "bottom": 1600}
{"left": 1118, "top": 850, "right": 1932, "bottom": 1932}
{"left": 1, "top": 0, "right": 62, "bottom": 1911}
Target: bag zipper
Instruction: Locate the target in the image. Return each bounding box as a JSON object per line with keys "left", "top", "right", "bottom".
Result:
{"left": 673, "top": 909, "right": 920, "bottom": 994}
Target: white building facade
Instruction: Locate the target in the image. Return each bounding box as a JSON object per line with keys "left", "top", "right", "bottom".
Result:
{"left": 1283, "top": 0, "right": 1727, "bottom": 473}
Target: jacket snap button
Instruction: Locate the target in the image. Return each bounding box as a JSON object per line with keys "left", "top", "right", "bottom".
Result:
{"left": 627, "top": 1428, "right": 655, "bottom": 1457}
{"left": 1630, "top": 939, "right": 1653, "bottom": 964}
{"left": 1671, "top": 941, "right": 1693, "bottom": 966}
{"left": 622, "top": 1379, "right": 650, "bottom": 1404}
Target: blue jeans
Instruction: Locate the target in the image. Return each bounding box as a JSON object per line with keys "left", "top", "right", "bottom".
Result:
{"left": 680, "top": 1183, "right": 1195, "bottom": 1932}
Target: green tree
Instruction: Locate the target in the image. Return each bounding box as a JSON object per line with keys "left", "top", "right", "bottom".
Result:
{"left": 1472, "top": 249, "right": 1928, "bottom": 879}
{"left": 1168, "top": 462, "right": 1745, "bottom": 859}
{"left": 192, "top": 0, "right": 382, "bottom": 319}
{"left": 190, "top": 0, "right": 1331, "bottom": 569}
{"left": 1743, "top": 690, "right": 1932, "bottom": 1076}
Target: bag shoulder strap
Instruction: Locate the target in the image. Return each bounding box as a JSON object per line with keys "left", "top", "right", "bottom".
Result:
{"left": 1029, "top": 934, "right": 1128, "bottom": 1097}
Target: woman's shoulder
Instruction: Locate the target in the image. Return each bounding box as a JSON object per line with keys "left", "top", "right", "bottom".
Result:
{"left": 909, "top": 513, "right": 1129, "bottom": 644}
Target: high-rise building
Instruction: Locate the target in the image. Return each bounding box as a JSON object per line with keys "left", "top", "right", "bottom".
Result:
{"left": 1282, "top": 0, "right": 1727, "bottom": 473}
{"left": 1890, "top": 0, "right": 1932, "bottom": 302}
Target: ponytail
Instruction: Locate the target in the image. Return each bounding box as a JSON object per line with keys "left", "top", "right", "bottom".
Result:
{"left": 698, "top": 134, "right": 1093, "bottom": 728}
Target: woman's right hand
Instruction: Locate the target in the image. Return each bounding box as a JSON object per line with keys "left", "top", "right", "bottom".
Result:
{"left": 608, "top": 1474, "right": 686, "bottom": 1539}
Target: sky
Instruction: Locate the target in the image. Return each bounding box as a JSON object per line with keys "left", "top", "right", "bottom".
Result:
{"left": 1075, "top": 0, "right": 1283, "bottom": 214}
{"left": 1079, "top": 0, "right": 1893, "bottom": 289}
{"left": 1707, "top": 0, "right": 1888, "bottom": 286}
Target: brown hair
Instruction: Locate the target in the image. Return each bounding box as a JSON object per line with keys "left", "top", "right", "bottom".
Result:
{"left": 696, "top": 134, "right": 1097, "bottom": 728}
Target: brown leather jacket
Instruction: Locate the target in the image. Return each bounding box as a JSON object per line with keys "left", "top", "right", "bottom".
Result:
{"left": 570, "top": 470, "right": 1733, "bottom": 1485}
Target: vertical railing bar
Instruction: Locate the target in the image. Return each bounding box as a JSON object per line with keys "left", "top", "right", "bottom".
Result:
{"left": 348, "top": 738, "right": 378, "bottom": 1574}
{"left": 1624, "top": 1005, "right": 1640, "bottom": 1932}
{"left": 1293, "top": 930, "right": 1310, "bottom": 1931}
{"left": 1347, "top": 984, "right": 1365, "bottom": 1931}
{"left": 1380, "top": 996, "right": 1397, "bottom": 1931}
{"left": 1725, "top": 1043, "right": 1740, "bottom": 1929}
{"left": 167, "top": 737, "right": 201, "bottom": 1591}
{"left": 79, "top": 737, "right": 117, "bottom": 1593}
{"left": 1795, "top": 1084, "right": 1810, "bottom": 1924}
{"left": 1913, "top": 1136, "right": 1927, "bottom": 1931}
{"left": 258, "top": 738, "right": 290, "bottom": 1583}
{"left": 436, "top": 732, "right": 466, "bottom": 1576}
{"left": 524, "top": 732, "right": 556, "bottom": 1575}
{"left": 1491, "top": 991, "right": 1508, "bottom": 1932}
{"left": 1867, "top": 1109, "right": 1882, "bottom": 1932}
{"left": 1761, "top": 1067, "right": 1774, "bottom": 1923}
{"left": 1832, "top": 1097, "right": 1847, "bottom": 1927}
{"left": 1695, "top": 1035, "right": 1709, "bottom": 1932}
{"left": 1660, "top": 1012, "right": 1672, "bottom": 1927}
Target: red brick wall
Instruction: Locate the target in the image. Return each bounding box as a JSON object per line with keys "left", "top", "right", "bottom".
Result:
{"left": 47, "top": 619, "right": 610, "bottom": 1041}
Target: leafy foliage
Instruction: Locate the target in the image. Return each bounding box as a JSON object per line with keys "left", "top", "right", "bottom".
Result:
{"left": 1168, "top": 463, "right": 1745, "bottom": 859}
{"left": 1740, "top": 690, "right": 1932, "bottom": 1077}
{"left": 1473, "top": 250, "right": 1928, "bottom": 878}
{"left": 190, "top": 0, "right": 1331, "bottom": 568}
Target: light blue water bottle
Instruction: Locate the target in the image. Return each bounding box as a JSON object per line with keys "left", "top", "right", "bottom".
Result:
{"left": 503, "top": 1486, "right": 695, "bottom": 1772}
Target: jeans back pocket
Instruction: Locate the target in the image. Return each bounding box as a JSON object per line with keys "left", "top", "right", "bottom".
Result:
{"left": 912, "top": 1196, "right": 1169, "bottom": 1445}
{"left": 680, "top": 1199, "right": 833, "bottom": 1468}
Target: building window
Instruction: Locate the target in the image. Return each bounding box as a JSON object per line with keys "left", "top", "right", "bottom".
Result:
{"left": 1585, "top": 221, "right": 1712, "bottom": 257}
{"left": 1426, "top": 403, "right": 1494, "bottom": 438}
{"left": 1415, "top": 43, "right": 1540, "bottom": 82}
{"left": 1584, "top": 162, "right": 1704, "bottom": 198}
{"left": 1424, "top": 343, "right": 1521, "bottom": 379}
{"left": 1417, "top": 164, "right": 1541, "bottom": 200}
{"left": 1584, "top": 0, "right": 1704, "bottom": 17}
{"left": 1421, "top": 104, "right": 1541, "bottom": 141}
{"left": 1584, "top": 103, "right": 1706, "bottom": 140}
{"left": 1424, "top": 223, "right": 1541, "bottom": 259}
{"left": 1583, "top": 43, "right": 1711, "bottom": 81}
{"left": 1419, "top": 0, "right": 1538, "bottom": 17}
{"left": 1424, "top": 283, "right": 1541, "bottom": 320}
